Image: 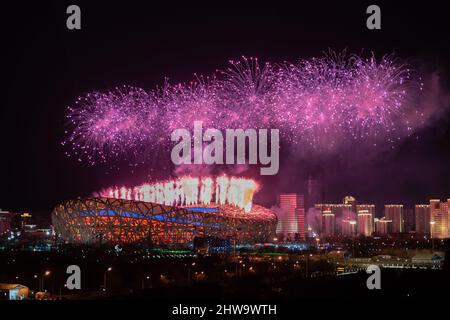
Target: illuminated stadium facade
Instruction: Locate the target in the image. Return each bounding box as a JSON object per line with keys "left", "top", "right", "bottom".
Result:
{"left": 52, "top": 176, "right": 277, "bottom": 245}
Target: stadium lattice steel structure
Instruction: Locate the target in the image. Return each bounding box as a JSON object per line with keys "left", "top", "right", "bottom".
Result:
{"left": 52, "top": 197, "right": 277, "bottom": 245}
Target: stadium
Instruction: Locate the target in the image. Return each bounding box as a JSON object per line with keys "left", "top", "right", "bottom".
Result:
{"left": 52, "top": 176, "right": 277, "bottom": 245}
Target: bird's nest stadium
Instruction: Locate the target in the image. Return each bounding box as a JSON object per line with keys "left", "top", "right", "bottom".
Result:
{"left": 52, "top": 176, "right": 277, "bottom": 245}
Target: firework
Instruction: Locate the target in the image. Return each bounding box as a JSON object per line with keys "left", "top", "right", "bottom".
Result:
{"left": 64, "top": 51, "right": 423, "bottom": 165}
{"left": 98, "top": 175, "right": 258, "bottom": 213}
{"left": 63, "top": 86, "right": 161, "bottom": 165}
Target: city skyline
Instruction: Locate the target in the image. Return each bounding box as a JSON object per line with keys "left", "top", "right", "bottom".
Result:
{"left": 1, "top": 2, "right": 450, "bottom": 213}
{"left": 273, "top": 193, "right": 450, "bottom": 240}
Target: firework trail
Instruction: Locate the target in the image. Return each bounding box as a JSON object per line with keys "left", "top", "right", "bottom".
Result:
{"left": 63, "top": 51, "right": 425, "bottom": 166}
{"left": 98, "top": 175, "right": 258, "bottom": 213}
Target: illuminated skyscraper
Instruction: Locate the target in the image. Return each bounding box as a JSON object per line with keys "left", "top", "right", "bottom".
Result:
{"left": 374, "top": 217, "right": 392, "bottom": 235}
{"left": 322, "top": 210, "right": 335, "bottom": 237}
{"left": 276, "top": 194, "right": 305, "bottom": 240}
{"left": 415, "top": 204, "right": 430, "bottom": 235}
{"left": 356, "top": 204, "right": 375, "bottom": 237}
{"left": 315, "top": 203, "right": 352, "bottom": 235}
{"left": 296, "top": 196, "right": 305, "bottom": 241}
{"left": 430, "top": 199, "right": 450, "bottom": 239}
{"left": 384, "top": 205, "right": 404, "bottom": 233}
{"left": 357, "top": 209, "right": 374, "bottom": 237}
{"left": 343, "top": 195, "right": 357, "bottom": 213}
{"left": 342, "top": 219, "right": 357, "bottom": 236}
{"left": 356, "top": 204, "right": 375, "bottom": 216}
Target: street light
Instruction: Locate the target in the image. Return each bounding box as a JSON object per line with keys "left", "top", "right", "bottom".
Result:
{"left": 187, "top": 262, "right": 197, "bottom": 287}
{"left": 236, "top": 260, "right": 244, "bottom": 276}
{"left": 40, "top": 270, "right": 51, "bottom": 292}
{"left": 142, "top": 275, "right": 151, "bottom": 289}
{"left": 104, "top": 267, "right": 112, "bottom": 292}
{"left": 33, "top": 274, "right": 38, "bottom": 292}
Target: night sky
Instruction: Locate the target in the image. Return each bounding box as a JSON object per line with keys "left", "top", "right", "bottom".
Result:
{"left": 1, "top": 1, "right": 449, "bottom": 214}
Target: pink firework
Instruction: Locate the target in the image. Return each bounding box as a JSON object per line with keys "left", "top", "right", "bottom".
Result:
{"left": 63, "top": 85, "right": 161, "bottom": 164}
{"left": 164, "top": 75, "right": 218, "bottom": 132}
{"left": 216, "top": 56, "right": 276, "bottom": 129}
{"left": 64, "top": 51, "right": 423, "bottom": 164}
{"left": 273, "top": 52, "right": 419, "bottom": 150}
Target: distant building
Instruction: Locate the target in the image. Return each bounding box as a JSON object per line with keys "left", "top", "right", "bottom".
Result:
{"left": 315, "top": 203, "right": 353, "bottom": 235}
{"left": 342, "top": 219, "right": 357, "bottom": 236}
{"left": 20, "top": 213, "right": 32, "bottom": 230}
{"left": 411, "top": 251, "right": 445, "bottom": 267}
{"left": 296, "top": 196, "right": 305, "bottom": 241}
{"left": 356, "top": 204, "right": 375, "bottom": 236}
{"left": 415, "top": 204, "right": 430, "bottom": 235}
{"left": 357, "top": 209, "right": 374, "bottom": 237}
{"left": 322, "top": 210, "right": 335, "bottom": 237}
{"left": 384, "top": 205, "right": 404, "bottom": 233}
{"left": 0, "top": 284, "right": 29, "bottom": 300}
{"left": 276, "top": 194, "right": 305, "bottom": 240}
{"left": 430, "top": 199, "right": 450, "bottom": 239}
{"left": 404, "top": 208, "right": 415, "bottom": 233}
{"left": 0, "top": 211, "right": 17, "bottom": 235}
{"left": 343, "top": 196, "right": 357, "bottom": 213}
{"left": 374, "top": 217, "right": 392, "bottom": 235}
{"left": 356, "top": 204, "right": 375, "bottom": 217}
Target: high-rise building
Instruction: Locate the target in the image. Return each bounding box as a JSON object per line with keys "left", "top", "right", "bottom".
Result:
{"left": 296, "top": 196, "right": 305, "bottom": 241}
{"left": 430, "top": 199, "right": 450, "bottom": 239}
{"left": 384, "top": 205, "right": 404, "bottom": 233}
{"left": 357, "top": 209, "right": 374, "bottom": 237}
{"left": 0, "top": 210, "right": 16, "bottom": 235}
{"left": 322, "top": 210, "right": 335, "bottom": 237}
{"left": 374, "top": 217, "right": 392, "bottom": 235}
{"left": 343, "top": 195, "right": 357, "bottom": 213}
{"left": 356, "top": 204, "right": 375, "bottom": 216}
{"left": 415, "top": 204, "right": 430, "bottom": 235}
{"left": 20, "top": 212, "right": 32, "bottom": 230}
{"left": 315, "top": 203, "right": 353, "bottom": 235}
{"left": 404, "top": 208, "right": 415, "bottom": 233}
{"left": 276, "top": 194, "right": 305, "bottom": 240}
{"left": 341, "top": 219, "right": 357, "bottom": 236}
